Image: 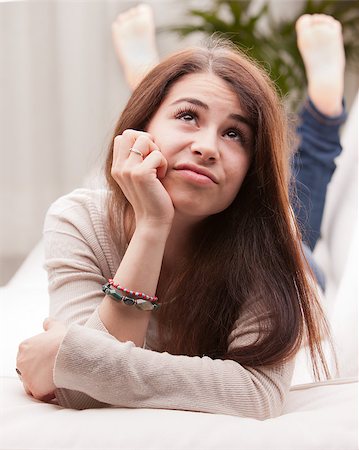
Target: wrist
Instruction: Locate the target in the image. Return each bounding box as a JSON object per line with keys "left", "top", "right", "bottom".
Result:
{"left": 99, "top": 295, "right": 151, "bottom": 343}
{"left": 135, "top": 220, "right": 172, "bottom": 241}
{"left": 106, "top": 295, "right": 152, "bottom": 318}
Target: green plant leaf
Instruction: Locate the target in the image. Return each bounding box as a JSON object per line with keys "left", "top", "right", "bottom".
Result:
{"left": 166, "top": 0, "right": 359, "bottom": 111}
{"left": 225, "top": 1, "right": 245, "bottom": 26}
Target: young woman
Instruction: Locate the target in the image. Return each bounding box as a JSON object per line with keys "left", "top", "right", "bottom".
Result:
{"left": 16, "top": 15, "right": 346, "bottom": 419}
{"left": 111, "top": 6, "right": 347, "bottom": 288}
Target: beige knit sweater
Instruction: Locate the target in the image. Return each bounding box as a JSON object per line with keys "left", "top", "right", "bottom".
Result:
{"left": 43, "top": 188, "right": 294, "bottom": 418}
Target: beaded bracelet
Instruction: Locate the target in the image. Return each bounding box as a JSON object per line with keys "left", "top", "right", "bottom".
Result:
{"left": 108, "top": 279, "right": 158, "bottom": 302}
{"left": 102, "top": 283, "right": 160, "bottom": 311}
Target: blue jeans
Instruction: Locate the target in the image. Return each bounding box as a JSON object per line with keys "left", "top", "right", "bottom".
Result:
{"left": 293, "top": 98, "right": 347, "bottom": 290}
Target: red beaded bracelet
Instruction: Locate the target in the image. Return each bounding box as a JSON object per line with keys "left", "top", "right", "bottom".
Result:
{"left": 108, "top": 279, "right": 159, "bottom": 302}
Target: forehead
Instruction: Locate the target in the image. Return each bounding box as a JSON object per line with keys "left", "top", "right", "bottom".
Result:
{"left": 163, "top": 72, "right": 243, "bottom": 111}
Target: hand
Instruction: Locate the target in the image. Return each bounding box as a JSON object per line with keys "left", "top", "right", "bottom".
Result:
{"left": 111, "top": 129, "right": 175, "bottom": 226}
{"left": 16, "top": 318, "right": 66, "bottom": 402}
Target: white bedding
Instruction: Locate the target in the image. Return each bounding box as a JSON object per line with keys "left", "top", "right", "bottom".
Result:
{"left": 0, "top": 94, "right": 357, "bottom": 449}
{"left": 1, "top": 376, "right": 357, "bottom": 450}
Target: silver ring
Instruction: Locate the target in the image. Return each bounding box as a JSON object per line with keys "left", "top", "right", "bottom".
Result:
{"left": 129, "top": 148, "right": 144, "bottom": 158}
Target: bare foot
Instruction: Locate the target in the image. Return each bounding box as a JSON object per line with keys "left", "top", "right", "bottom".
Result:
{"left": 112, "top": 4, "right": 159, "bottom": 90}
{"left": 296, "top": 14, "right": 345, "bottom": 116}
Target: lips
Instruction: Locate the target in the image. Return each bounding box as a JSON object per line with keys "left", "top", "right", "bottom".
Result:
{"left": 174, "top": 163, "right": 219, "bottom": 184}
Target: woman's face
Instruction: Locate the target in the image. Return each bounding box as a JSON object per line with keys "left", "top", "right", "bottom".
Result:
{"left": 146, "top": 72, "right": 253, "bottom": 220}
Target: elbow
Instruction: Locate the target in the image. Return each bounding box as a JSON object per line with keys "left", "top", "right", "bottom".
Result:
{"left": 238, "top": 363, "right": 292, "bottom": 420}
{"left": 263, "top": 392, "right": 286, "bottom": 419}
{"left": 241, "top": 389, "right": 285, "bottom": 421}
{"left": 257, "top": 383, "right": 287, "bottom": 420}
{"left": 237, "top": 373, "right": 288, "bottom": 420}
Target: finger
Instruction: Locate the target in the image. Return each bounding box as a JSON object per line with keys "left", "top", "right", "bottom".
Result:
{"left": 114, "top": 130, "right": 154, "bottom": 164}
{"left": 16, "top": 343, "right": 26, "bottom": 368}
{"left": 140, "top": 150, "right": 168, "bottom": 179}
{"left": 39, "top": 391, "right": 56, "bottom": 403}
{"left": 43, "top": 317, "right": 61, "bottom": 331}
{"left": 43, "top": 317, "right": 52, "bottom": 331}
{"left": 32, "top": 390, "right": 56, "bottom": 402}
{"left": 23, "top": 382, "right": 32, "bottom": 396}
{"left": 127, "top": 135, "right": 159, "bottom": 166}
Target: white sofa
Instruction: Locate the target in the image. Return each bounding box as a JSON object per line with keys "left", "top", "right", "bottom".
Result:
{"left": 0, "top": 94, "right": 357, "bottom": 449}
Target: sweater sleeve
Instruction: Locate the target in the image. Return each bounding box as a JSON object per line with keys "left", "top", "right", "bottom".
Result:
{"left": 43, "top": 189, "right": 118, "bottom": 327}
{"left": 52, "top": 314, "right": 294, "bottom": 418}
{"left": 43, "top": 188, "right": 121, "bottom": 408}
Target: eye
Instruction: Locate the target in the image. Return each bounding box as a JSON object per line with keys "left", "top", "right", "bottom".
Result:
{"left": 224, "top": 128, "right": 247, "bottom": 145}
{"left": 179, "top": 112, "right": 195, "bottom": 121}
{"left": 174, "top": 106, "right": 199, "bottom": 123}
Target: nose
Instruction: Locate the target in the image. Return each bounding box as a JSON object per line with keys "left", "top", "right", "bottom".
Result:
{"left": 190, "top": 130, "right": 219, "bottom": 161}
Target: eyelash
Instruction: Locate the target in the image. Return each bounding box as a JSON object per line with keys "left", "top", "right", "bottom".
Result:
{"left": 174, "top": 106, "right": 199, "bottom": 123}
{"left": 174, "top": 106, "right": 248, "bottom": 146}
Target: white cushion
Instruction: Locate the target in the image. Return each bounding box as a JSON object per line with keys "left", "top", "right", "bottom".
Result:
{"left": 0, "top": 376, "right": 356, "bottom": 450}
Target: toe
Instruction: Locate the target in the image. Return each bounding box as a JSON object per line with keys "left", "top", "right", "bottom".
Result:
{"left": 295, "top": 14, "right": 312, "bottom": 33}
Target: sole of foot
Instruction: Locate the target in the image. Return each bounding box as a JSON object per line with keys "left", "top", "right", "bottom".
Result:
{"left": 112, "top": 3, "right": 159, "bottom": 90}
{"left": 296, "top": 14, "right": 345, "bottom": 116}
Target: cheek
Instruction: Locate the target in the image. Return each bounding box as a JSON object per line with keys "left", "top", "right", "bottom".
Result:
{"left": 227, "top": 155, "right": 251, "bottom": 192}
{"left": 147, "top": 127, "right": 171, "bottom": 156}
{"left": 155, "top": 136, "right": 180, "bottom": 162}
{"left": 147, "top": 119, "right": 188, "bottom": 158}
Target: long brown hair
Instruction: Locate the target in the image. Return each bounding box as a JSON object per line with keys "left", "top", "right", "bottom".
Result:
{"left": 105, "top": 39, "right": 332, "bottom": 380}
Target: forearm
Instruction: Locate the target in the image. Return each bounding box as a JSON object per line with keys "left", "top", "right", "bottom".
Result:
{"left": 54, "top": 324, "right": 294, "bottom": 417}
{"left": 98, "top": 223, "right": 170, "bottom": 346}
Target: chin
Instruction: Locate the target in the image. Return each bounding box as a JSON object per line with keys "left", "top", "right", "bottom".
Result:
{"left": 172, "top": 199, "right": 220, "bottom": 220}
{"left": 165, "top": 184, "right": 232, "bottom": 219}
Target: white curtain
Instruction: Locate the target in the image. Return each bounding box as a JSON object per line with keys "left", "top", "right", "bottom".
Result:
{"left": 0, "top": 0, "right": 196, "bottom": 282}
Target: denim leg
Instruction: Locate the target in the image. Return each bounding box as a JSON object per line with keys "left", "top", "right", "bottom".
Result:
{"left": 302, "top": 242, "right": 325, "bottom": 292}
{"left": 292, "top": 98, "right": 347, "bottom": 251}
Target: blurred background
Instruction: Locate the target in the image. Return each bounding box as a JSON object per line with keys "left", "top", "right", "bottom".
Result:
{"left": 1, "top": 0, "right": 358, "bottom": 285}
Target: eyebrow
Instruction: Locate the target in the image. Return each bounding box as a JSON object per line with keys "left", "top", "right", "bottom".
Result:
{"left": 170, "top": 97, "right": 254, "bottom": 130}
